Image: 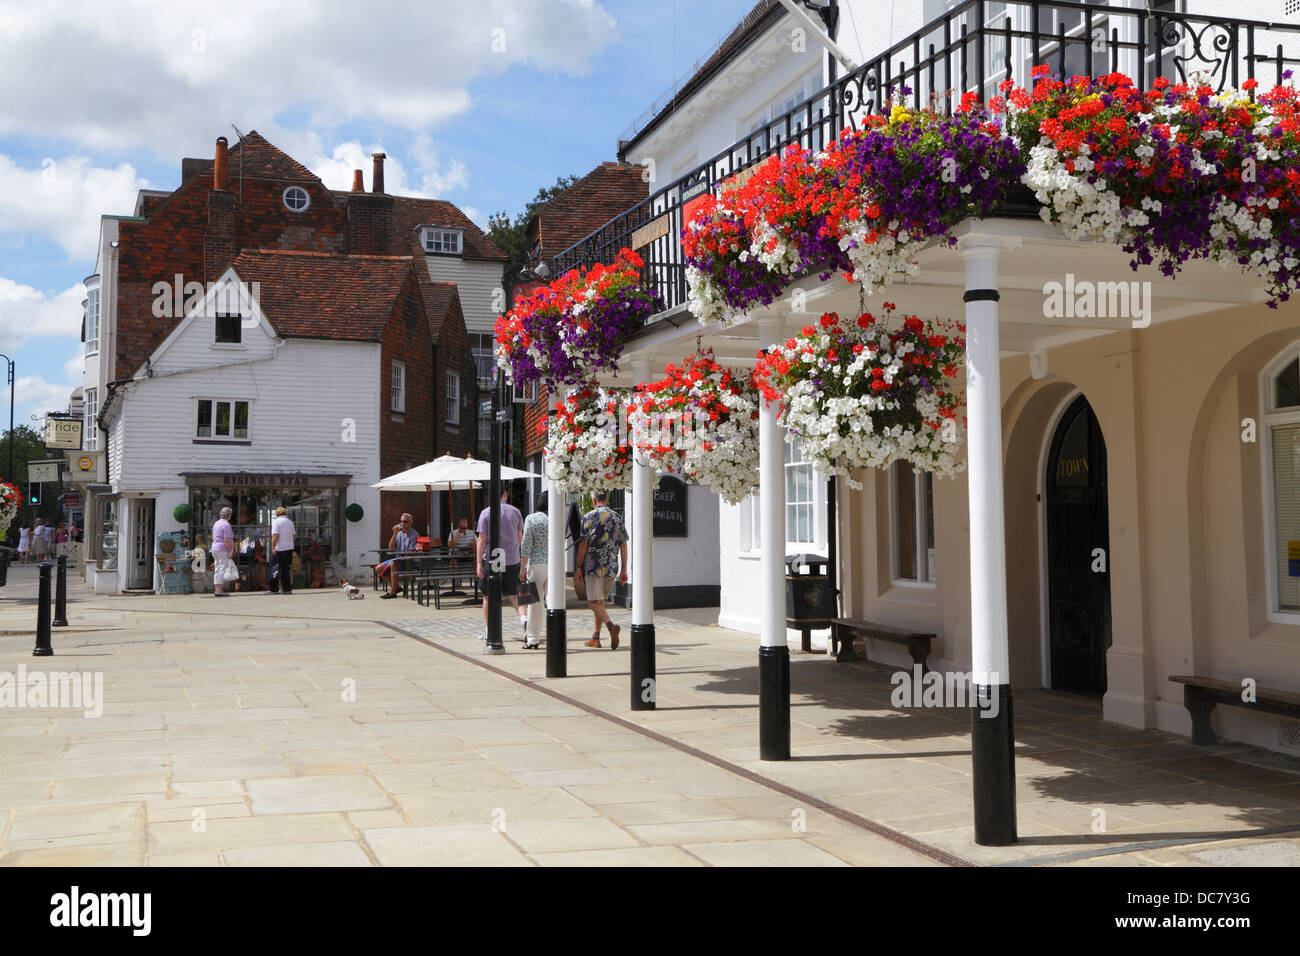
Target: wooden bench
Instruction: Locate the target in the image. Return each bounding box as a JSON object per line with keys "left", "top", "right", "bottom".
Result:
{"left": 831, "top": 618, "right": 935, "bottom": 671}
{"left": 1169, "top": 675, "right": 1300, "bottom": 744}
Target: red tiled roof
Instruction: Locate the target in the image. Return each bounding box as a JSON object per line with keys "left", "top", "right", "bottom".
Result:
{"left": 387, "top": 195, "right": 507, "bottom": 262}
{"left": 187, "top": 130, "right": 321, "bottom": 183}
{"left": 229, "top": 250, "right": 418, "bottom": 342}
{"left": 533, "top": 162, "right": 649, "bottom": 258}
{"left": 420, "top": 281, "right": 464, "bottom": 340}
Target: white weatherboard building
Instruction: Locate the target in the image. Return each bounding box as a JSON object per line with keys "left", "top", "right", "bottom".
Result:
{"left": 89, "top": 259, "right": 414, "bottom": 593}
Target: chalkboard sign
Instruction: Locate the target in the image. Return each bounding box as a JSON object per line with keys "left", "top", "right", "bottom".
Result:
{"left": 652, "top": 476, "right": 687, "bottom": 537}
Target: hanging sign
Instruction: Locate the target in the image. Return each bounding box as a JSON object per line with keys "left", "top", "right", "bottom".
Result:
{"left": 27, "top": 460, "right": 61, "bottom": 483}
{"left": 44, "top": 418, "right": 83, "bottom": 449}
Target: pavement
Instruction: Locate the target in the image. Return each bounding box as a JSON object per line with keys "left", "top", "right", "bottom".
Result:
{"left": 2, "top": 561, "right": 1299, "bottom": 867}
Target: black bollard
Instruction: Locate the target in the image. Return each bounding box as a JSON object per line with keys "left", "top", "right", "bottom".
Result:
{"left": 52, "top": 554, "right": 68, "bottom": 627}
{"left": 630, "top": 623, "right": 655, "bottom": 711}
{"left": 33, "top": 562, "right": 53, "bottom": 656}
{"left": 545, "top": 609, "right": 566, "bottom": 678}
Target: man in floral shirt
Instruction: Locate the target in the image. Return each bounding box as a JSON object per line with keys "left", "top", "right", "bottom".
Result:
{"left": 574, "top": 490, "right": 628, "bottom": 649}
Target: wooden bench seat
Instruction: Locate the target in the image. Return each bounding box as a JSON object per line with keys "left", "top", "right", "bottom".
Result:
{"left": 1169, "top": 675, "right": 1300, "bottom": 744}
{"left": 831, "top": 618, "right": 935, "bottom": 671}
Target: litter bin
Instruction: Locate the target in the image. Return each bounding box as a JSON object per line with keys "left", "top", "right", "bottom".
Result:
{"left": 785, "top": 553, "right": 831, "bottom": 653}
{"left": 0, "top": 546, "right": 9, "bottom": 587}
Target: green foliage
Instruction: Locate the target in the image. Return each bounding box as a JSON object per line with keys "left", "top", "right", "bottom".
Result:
{"left": 487, "top": 174, "right": 581, "bottom": 290}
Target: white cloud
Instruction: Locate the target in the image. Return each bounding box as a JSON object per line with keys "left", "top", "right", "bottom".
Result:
{"left": 0, "top": 155, "right": 148, "bottom": 261}
{"left": 0, "top": 278, "right": 85, "bottom": 354}
{"left": 0, "top": 0, "right": 619, "bottom": 154}
{"left": 14, "top": 373, "right": 79, "bottom": 423}
{"left": 307, "top": 139, "right": 469, "bottom": 200}
{"left": 63, "top": 352, "right": 86, "bottom": 382}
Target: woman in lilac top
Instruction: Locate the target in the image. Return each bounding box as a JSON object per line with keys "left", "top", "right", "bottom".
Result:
{"left": 211, "top": 507, "right": 235, "bottom": 597}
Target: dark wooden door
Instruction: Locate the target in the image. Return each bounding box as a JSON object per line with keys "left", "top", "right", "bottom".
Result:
{"left": 1046, "top": 396, "right": 1110, "bottom": 695}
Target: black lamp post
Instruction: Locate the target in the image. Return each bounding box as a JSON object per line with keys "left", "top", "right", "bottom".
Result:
{"left": 0, "top": 354, "right": 13, "bottom": 485}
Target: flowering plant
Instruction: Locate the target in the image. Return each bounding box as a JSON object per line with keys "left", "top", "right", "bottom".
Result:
{"left": 0, "top": 482, "right": 18, "bottom": 539}
{"left": 681, "top": 104, "right": 1023, "bottom": 324}
{"left": 496, "top": 249, "right": 663, "bottom": 386}
{"left": 543, "top": 386, "right": 632, "bottom": 492}
{"left": 753, "top": 304, "right": 966, "bottom": 487}
{"left": 629, "top": 349, "right": 760, "bottom": 504}
{"left": 1008, "top": 67, "right": 1300, "bottom": 304}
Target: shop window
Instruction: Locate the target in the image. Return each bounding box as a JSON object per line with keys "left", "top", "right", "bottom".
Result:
{"left": 196, "top": 398, "right": 250, "bottom": 441}
{"left": 1264, "top": 349, "right": 1300, "bottom": 617}
{"left": 446, "top": 370, "right": 460, "bottom": 425}
{"left": 891, "top": 461, "right": 935, "bottom": 586}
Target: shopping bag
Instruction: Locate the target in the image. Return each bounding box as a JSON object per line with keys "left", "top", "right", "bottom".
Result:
{"left": 222, "top": 560, "right": 240, "bottom": 583}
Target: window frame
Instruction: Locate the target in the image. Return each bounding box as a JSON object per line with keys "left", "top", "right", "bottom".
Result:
{"left": 420, "top": 226, "right": 464, "bottom": 256}
{"left": 85, "top": 287, "right": 100, "bottom": 356}
{"left": 282, "top": 186, "right": 311, "bottom": 212}
{"left": 890, "top": 461, "right": 936, "bottom": 588}
{"left": 1260, "top": 344, "right": 1300, "bottom": 624}
{"left": 390, "top": 360, "right": 406, "bottom": 413}
{"left": 194, "top": 397, "right": 251, "bottom": 442}
{"left": 213, "top": 312, "right": 243, "bottom": 347}
{"left": 83, "top": 387, "right": 98, "bottom": 452}
{"left": 445, "top": 370, "right": 460, "bottom": 425}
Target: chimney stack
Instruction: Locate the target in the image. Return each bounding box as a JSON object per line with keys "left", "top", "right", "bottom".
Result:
{"left": 372, "top": 152, "right": 386, "bottom": 194}
{"left": 214, "top": 136, "right": 229, "bottom": 191}
{"left": 351, "top": 169, "right": 364, "bottom": 192}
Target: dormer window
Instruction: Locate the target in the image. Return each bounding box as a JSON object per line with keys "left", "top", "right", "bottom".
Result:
{"left": 421, "top": 227, "right": 463, "bottom": 256}
{"left": 214, "top": 314, "right": 242, "bottom": 345}
{"left": 283, "top": 186, "right": 310, "bottom": 212}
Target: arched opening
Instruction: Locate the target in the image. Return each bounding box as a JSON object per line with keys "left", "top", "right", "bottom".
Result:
{"left": 1044, "top": 394, "right": 1111, "bottom": 695}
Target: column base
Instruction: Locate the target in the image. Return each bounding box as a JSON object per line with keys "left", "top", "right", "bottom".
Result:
{"left": 971, "top": 684, "right": 1017, "bottom": 846}
{"left": 546, "top": 610, "right": 567, "bottom": 678}
{"left": 630, "top": 623, "right": 656, "bottom": 711}
{"left": 759, "top": 644, "right": 790, "bottom": 760}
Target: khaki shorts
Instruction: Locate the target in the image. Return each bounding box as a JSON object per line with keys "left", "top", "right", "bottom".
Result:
{"left": 585, "top": 574, "right": 616, "bottom": 602}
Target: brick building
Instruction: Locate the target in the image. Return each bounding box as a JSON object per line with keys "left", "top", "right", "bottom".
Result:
{"left": 76, "top": 132, "right": 489, "bottom": 591}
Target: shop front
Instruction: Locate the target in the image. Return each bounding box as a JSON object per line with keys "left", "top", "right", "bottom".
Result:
{"left": 182, "top": 472, "right": 350, "bottom": 590}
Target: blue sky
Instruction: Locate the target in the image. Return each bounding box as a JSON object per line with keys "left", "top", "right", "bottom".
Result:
{"left": 0, "top": 0, "right": 757, "bottom": 433}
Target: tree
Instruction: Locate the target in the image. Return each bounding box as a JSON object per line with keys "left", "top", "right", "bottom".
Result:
{"left": 0, "top": 424, "right": 63, "bottom": 542}
{"left": 487, "top": 174, "right": 581, "bottom": 292}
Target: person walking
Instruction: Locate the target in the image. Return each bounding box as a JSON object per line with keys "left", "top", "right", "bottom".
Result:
{"left": 519, "top": 492, "right": 550, "bottom": 650}
{"left": 17, "top": 524, "right": 29, "bottom": 564}
{"left": 475, "top": 486, "right": 526, "bottom": 641}
{"left": 379, "top": 513, "right": 418, "bottom": 599}
{"left": 211, "top": 507, "right": 235, "bottom": 597}
{"left": 268, "top": 506, "right": 296, "bottom": 594}
{"left": 30, "top": 519, "right": 48, "bottom": 562}
{"left": 574, "top": 490, "right": 628, "bottom": 649}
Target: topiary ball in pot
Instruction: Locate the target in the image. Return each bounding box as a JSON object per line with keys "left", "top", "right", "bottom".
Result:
{"left": 345, "top": 503, "right": 364, "bottom": 522}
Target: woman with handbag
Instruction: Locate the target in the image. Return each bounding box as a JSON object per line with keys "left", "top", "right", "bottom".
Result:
{"left": 519, "top": 492, "right": 550, "bottom": 650}
{"left": 211, "top": 507, "right": 236, "bottom": 597}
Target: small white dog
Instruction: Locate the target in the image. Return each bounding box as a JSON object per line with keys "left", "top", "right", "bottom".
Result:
{"left": 340, "top": 579, "right": 365, "bottom": 600}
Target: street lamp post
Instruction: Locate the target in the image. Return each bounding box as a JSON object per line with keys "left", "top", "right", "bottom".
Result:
{"left": 0, "top": 354, "right": 14, "bottom": 485}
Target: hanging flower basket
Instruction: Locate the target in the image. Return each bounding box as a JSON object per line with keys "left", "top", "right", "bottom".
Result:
{"left": 754, "top": 303, "right": 966, "bottom": 488}
{"left": 629, "top": 349, "right": 760, "bottom": 504}
{"left": 496, "top": 249, "right": 664, "bottom": 387}
{"left": 0, "top": 482, "right": 19, "bottom": 539}
{"left": 543, "top": 386, "right": 632, "bottom": 492}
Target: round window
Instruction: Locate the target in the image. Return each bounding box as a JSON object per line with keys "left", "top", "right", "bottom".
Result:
{"left": 282, "top": 186, "right": 310, "bottom": 212}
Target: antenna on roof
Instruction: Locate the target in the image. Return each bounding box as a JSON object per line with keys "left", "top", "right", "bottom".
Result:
{"left": 230, "top": 125, "right": 246, "bottom": 203}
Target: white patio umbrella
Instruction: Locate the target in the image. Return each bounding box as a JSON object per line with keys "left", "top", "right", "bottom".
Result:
{"left": 372, "top": 454, "right": 482, "bottom": 543}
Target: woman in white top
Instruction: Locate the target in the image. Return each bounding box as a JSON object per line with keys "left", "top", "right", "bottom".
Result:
{"left": 211, "top": 507, "right": 235, "bottom": 597}
{"left": 30, "top": 520, "right": 47, "bottom": 561}
{"left": 17, "top": 525, "right": 30, "bottom": 563}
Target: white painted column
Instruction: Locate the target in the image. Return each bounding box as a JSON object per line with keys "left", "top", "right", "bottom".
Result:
{"left": 544, "top": 389, "right": 568, "bottom": 678}
{"left": 630, "top": 358, "right": 656, "bottom": 710}
{"left": 758, "top": 315, "right": 790, "bottom": 759}
{"left": 963, "top": 239, "right": 1016, "bottom": 845}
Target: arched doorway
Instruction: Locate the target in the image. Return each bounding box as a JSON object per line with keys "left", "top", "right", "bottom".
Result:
{"left": 1045, "top": 394, "right": 1111, "bottom": 695}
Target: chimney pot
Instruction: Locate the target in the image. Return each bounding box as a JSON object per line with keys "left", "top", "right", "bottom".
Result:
{"left": 351, "top": 169, "right": 364, "bottom": 192}
{"left": 214, "top": 136, "right": 229, "bottom": 191}
{"left": 372, "top": 152, "right": 386, "bottom": 194}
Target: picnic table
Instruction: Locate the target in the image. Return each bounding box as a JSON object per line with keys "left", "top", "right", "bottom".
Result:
{"left": 367, "top": 549, "right": 479, "bottom": 607}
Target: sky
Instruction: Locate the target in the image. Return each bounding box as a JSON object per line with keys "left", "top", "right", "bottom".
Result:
{"left": 0, "top": 0, "right": 758, "bottom": 435}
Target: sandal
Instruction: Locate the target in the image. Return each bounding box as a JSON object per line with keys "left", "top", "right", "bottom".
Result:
{"left": 584, "top": 635, "right": 602, "bottom": 648}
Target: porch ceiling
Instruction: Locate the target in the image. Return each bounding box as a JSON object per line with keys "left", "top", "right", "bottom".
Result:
{"left": 602, "top": 218, "right": 1271, "bottom": 384}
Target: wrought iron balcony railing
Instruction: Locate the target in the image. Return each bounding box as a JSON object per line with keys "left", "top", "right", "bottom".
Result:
{"left": 551, "top": 0, "right": 1300, "bottom": 317}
